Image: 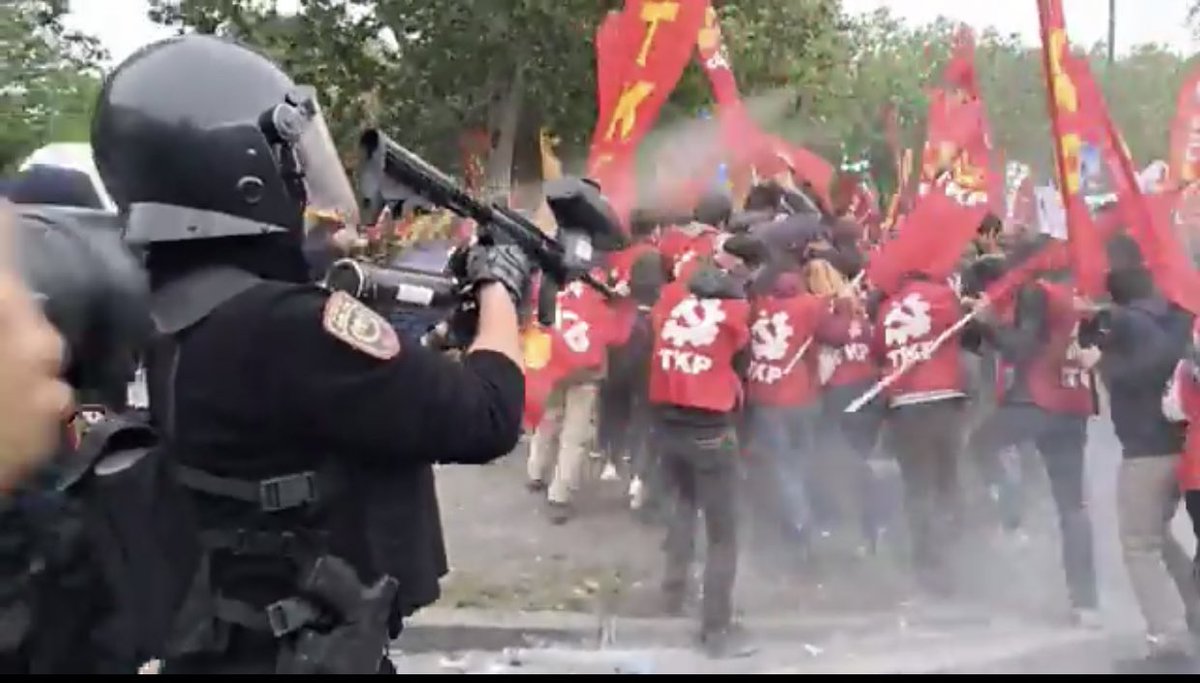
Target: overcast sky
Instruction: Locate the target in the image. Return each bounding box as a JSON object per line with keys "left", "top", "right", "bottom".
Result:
{"left": 66, "top": 0, "right": 1197, "bottom": 67}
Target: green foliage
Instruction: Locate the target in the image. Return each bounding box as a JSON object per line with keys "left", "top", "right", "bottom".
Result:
{"left": 812, "top": 7, "right": 1192, "bottom": 193}
{"left": 141, "top": 1, "right": 1194, "bottom": 192}
{"left": 0, "top": 0, "right": 107, "bottom": 171}
{"left": 147, "top": 0, "right": 847, "bottom": 173}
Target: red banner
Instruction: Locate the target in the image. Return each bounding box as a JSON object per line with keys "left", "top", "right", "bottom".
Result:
{"left": 588, "top": 0, "right": 709, "bottom": 220}
{"left": 1170, "top": 65, "right": 1200, "bottom": 186}
{"left": 655, "top": 2, "right": 835, "bottom": 212}
{"left": 595, "top": 12, "right": 631, "bottom": 125}
{"left": 696, "top": 3, "right": 739, "bottom": 115}
{"left": 984, "top": 209, "right": 1124, "bottom": 305}
{"left": 1056, "top": 40, "right": 1200, "bottom": 313}
{"left": 865, "top": 178, "right": 988, "bottom": 295}
{"left": 1036, "top": 0, "right": 1107, "bottom": 297}
{"left": 1171, "top": 65, "right": 1200, "bottom": 184}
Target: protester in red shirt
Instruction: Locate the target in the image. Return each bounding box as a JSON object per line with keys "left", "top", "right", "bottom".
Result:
{"left": 969, "top": 238, "right": 1101, "bottom": 624}
{"left": 871, "top": 271, "right": 974, "bottom": 596}
{"left": 745, "top": 263, "right": 851, "bottom": 550}
{"left": 648, "top": 251, "right": 750, "bottom": 658}
{"left": 816, "top": 262, "right": 890, "bottom": 552}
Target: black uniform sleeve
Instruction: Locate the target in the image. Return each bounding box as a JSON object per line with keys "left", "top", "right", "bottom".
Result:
{"left": 265, "top": 288, "right": 524, "bottom": 467}
{"left": 985, "top": 285, "right": 1047, "bottom": 364}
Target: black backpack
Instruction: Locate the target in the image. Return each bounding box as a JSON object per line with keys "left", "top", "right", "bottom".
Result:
{"left": 58, "top": 414, "right": 201, "bottom": 666}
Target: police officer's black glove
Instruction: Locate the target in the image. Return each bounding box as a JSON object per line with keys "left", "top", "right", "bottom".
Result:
{"left": 465, "top": 244, "right": 533, "bottom": 307}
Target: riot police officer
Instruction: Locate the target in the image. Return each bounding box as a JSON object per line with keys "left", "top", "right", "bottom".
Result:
{"left": 90, "top": 35, "right": 529, "bottom": 673}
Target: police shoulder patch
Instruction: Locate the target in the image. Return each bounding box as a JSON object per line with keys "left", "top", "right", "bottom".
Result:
{"left": 322, "top": 291, "right": 401, "bottom": 360}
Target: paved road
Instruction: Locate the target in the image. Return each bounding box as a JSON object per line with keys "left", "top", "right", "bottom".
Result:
{"left": 403, "top": 408, "right": 1195, "bottom": 672}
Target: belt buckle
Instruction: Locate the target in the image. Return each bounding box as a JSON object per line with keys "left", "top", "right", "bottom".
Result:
{"left": 259, "top": 472, "right": 318, "bottom": 512}
{"left": 266, "top": 598, "right": 308, "bottom": 637}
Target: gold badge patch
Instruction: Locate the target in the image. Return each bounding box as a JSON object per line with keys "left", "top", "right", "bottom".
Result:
{"left": 322, "top": 291, "right": 401, "bottom": 360}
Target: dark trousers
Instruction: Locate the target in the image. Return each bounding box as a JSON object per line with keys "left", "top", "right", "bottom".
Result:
{"left": 747, "top": 404, "right": 820, "bottom": 537}
{"left": 1188, "top": 490, "right": 1200, "bottom": 549}
{"left": 824, "top": 383, "right": 890, "bottom": 540}
{"left": 654, "top": 420, "right": 739, "bottom": 634}
{"left": 969, "top": 404, "right": 1097, "bottom": 609}
{"left": 597, "top": 377, "right": 632, "bottom": 462}
{"left": 889, "top": 399, "right": 966, "bottom": 591}
{"left": 1186, "top": 490, "right": 1200, "bottom": 582}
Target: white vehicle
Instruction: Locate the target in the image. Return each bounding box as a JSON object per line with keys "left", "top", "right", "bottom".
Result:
{"left": 17, "top": 142, "right": 116, "bottom": 213}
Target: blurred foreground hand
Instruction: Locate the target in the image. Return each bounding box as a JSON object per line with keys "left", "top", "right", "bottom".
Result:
{"left": 0, "top": 202, "right": 72, "bottom": 491}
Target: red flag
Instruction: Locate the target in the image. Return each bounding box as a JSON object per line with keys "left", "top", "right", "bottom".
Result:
{"left": 521, "top": 325, "right": 561, "bottom": 431}
{"left": 588, "top": 0, "right": 709, "bottom": 221}
{"left": 920, "top": 94, "right": 994, "bottom": 200}
{"left": 1170, "top": 64, "right": 1200, "bottom": 186}
{"left": 866, "top": 180, "right": 988, "bottom": 295}
{"left": 943, "top": 25, "right": 980, "bottom": 94}
{"left": 695, "top": 3, "right": 739, "bottom": 114}
{"left": 595, "top": 12, "right": 632, "bottom": 124}
{"left": 868, "top": 50, "right": 994, "bottom": 295}
{"left": 1060, "top": 45, "right": 1200, "bottom": 313}
{"left": 918, "top": 28, "right": 999, "bottom": 210}
{"left": 1007, "top": 172, "right": 1037, "bottom": 232}
{"left": 1036, "top": 0, "right": 1108, "bottom": 297}
{"left": 984, "top": 210, "right": 1124, "bottom": 306}
{"left": 691, "top": 2, "right": 833, "bottom": 207}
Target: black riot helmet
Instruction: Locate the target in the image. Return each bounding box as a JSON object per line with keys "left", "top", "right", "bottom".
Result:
{"left": 91, "top": 35, "right": 356, "bottom": 246}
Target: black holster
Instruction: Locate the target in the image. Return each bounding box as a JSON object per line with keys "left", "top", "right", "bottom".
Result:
{"left": 275, "top": 555, "right": 399, "bottom": 675}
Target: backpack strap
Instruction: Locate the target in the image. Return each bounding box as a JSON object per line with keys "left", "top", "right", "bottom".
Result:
{"left": 148, "top": 267, "right": 261, "bottom": 440}
{"left": 56, "top": 415, "right": 158, "bottom": 492}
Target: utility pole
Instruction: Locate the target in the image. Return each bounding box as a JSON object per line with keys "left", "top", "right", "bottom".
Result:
{"left": 1107, "top": 0, "right": 1117, "bottom": 66}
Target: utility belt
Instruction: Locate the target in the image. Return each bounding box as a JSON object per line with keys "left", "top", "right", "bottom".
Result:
{"left": 171, "top": 464, "right": 399, "bottom": 674}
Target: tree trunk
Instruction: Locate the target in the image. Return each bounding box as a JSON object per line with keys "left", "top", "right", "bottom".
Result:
{"left": 483, "top": 64, "right": 526, "bottom": 204}
{"left": 510, "top": 105, "right": 545, "bottom": 210}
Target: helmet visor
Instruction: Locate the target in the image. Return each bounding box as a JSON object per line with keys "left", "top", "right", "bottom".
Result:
{"left": 287, "top": 86, "right": 358, "bottom": 231}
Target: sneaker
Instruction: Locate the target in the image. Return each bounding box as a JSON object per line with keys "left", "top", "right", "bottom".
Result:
{"left": 526, "top": 479, "right": 546, "bottom": 493}
{"left": 628, "top": 477, "right": 646, "bottom": 510}
{"left": 601, "top": 462, "right": 620, "bottom": 481}
{"left": 699, "top": 624, "right": 757, "bottom": 659}
{"left": 1146, "top": 632, "right": 1195, "bottom": 659}
{"left": 1115, "top": 636, "right": 1199, "bottom": 674}
{"left": 547, "top": 501, "right": 571, "bottom": 525}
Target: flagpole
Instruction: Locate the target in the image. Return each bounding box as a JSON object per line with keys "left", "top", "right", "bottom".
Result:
{"left": 844, "top": 305, "right": 983, "bottom": 414}
{"left": 1107, "top": 0, "right": 1116, "bottom": 66}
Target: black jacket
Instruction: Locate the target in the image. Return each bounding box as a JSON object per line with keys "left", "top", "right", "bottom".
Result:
{"left": 980, "top": 283, "right": 1048, "bottom": 406}
{"left": 1097, "top": 296, "right": 1191, "bottom": 457}
{"left": 150, "top": 275, "right": 523, "bottom": 624}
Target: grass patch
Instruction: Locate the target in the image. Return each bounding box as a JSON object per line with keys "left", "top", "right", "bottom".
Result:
{"left": 439, "top": 564, "right": 638, "bottom": 613}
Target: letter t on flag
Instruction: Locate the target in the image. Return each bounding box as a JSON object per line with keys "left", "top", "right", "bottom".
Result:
{"left": 1036, "top": 0, "right": 1107, "bottom": 297}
